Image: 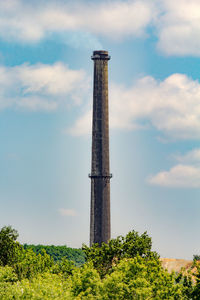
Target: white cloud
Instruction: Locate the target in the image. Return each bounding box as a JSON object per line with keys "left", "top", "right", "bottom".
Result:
{"left": 149, "top": 164, "right": 200, "bottom": 188}
{"left": 58, "top": 208, "right": 78, "bottom": 217}
{"left": 0, "top": 0, "right": 155, "bottom": 44}
{"left": 1, "top": 0, "right": 200, "bottom": 56}
{"left": 0, "top": 62, "right": 89, "bottom": 111}
{"left": 149, "top": 148, "right": 200, "bottom": 188}
{"left": 84, "top": 1, "right": 154, "bottom": 39}
{"left": 174, "top": 149, "right": 200, "bottom": 164}
{"left": 156, "top": 0, "right": 200, "bottom": 56}
{"left": 69, "top": 74, "right": 200, "bottom": 140}
{"left": 67, "top": 110, "right": 92, "bottom": 136}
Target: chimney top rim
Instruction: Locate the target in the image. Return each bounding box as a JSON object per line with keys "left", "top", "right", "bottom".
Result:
{"left": 93, "top": 50, "right": 108, "bottom": 55}
{"left": 91, "top": 50, "right": 110, "bottom": 60}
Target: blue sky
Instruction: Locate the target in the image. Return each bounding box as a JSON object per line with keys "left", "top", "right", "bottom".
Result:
{"left": 1, "top": 0, "right": 200, "bottom": 259}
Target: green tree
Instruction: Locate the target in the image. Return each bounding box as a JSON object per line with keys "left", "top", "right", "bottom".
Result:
{"left": 0, "top": 226, "right": 195, "bottom": 299}
{"left": 0, "top": 272, "right": 71, "bottom": 300}
{"left": 83, "top": 230, "right": 158, "bottom": 277}
{"left": 191, "top": 261, "right": 200, "bottom": 299}
{"left": 101, "top": 256, "right": 186, "bottom": 299}
{"left": 51, "top": 258, "right": 76, "bottom": 279}
{"left": 69, "top": 262, "right": 101, "bottom": 299}
{"left": 0, "top": 266, "right": 18, "bottom": 283}
{"left": 0, "top": 226, "right": 23, "bottom": 266}
{"left": 193, "top": 255, "right": 200, "bottom": 262}
{"left": 14, "top": 248, "right": 54, "bottom": 280}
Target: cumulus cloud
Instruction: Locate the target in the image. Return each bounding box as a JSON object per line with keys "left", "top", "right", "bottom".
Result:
{"left": 58, "top": 208, "right": 78, "bottom": 217}
{"left": 174, "top": 148, "right": 200, "bottom": 164}
{"left": 149, "top": 164, "right": 200, "bottom": 188}
{"left": 1, "top": 0, "right": 200, "bottom": 56}
{"left": 69, "top": 73, "right": 200, "bottom": 140}
{"left": 67, "top": 110, "right": 92, "bottom": 136}
{"left": 149, "top": 148, "right": 200, "bottom": 188}
{"left": 0, "top": 62, "right": 89, "bottom": 111}
{"left": 156, "top": 0, "right": 200, "bottom": 56}
{"left": 0, "top": 0, "right": 155, "bottom": 45}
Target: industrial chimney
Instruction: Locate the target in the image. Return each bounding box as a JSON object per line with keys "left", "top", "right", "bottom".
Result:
{"left": 89, "top": 50, "right": 112, "bottom": 246}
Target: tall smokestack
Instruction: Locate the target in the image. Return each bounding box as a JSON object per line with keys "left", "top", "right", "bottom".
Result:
{"left": 89, "top": 50, "right": 112, "bottom": 246}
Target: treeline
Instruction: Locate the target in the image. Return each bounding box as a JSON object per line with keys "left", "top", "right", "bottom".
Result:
{"left": 23, "top": 244, "right": 86, "bottom": 266}
{"left": 0, "top": 225, "right": 200, "bottom": 299}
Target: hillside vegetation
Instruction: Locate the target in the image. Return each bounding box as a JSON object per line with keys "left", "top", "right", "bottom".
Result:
{"left": 23, "top": 244, "right": 86, "bottom": 266}
{"left": 0, "top": 225, "right": 199, "bottom": 299}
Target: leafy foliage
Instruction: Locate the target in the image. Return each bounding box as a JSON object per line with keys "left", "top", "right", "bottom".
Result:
{"left": 0, "top": 272, "right": 71, "bottom": 300}
{"left": 0, "top": 226, "right": 23, "bottom": 266}
{"left": 82, "top": 230, "right": 158, "bottom": 277}
{"left": 51, "top": 258, "right": 75, "bottom": 278}
{"left": 100, "top": 256, "right": 185, "bottom": 299}
{"left": 69, "top": 262, "right": 101, "bottom": 299}
{"left": 0, "top": 266, "right": 18, "bottom": 283}
{"left": 14, "top": 248, "right": 54, "bottom": 280}
{"left": 191, "top": 261, "right": 200, "bottom": 299}
{"left": 0, "top": 225, "right": 200, "bottom": 299}
{"left": 193, "top": 255, "right": 200, "bottom": 262}
{"left": 24, "top": 244, "right": 86, "bottom": 266}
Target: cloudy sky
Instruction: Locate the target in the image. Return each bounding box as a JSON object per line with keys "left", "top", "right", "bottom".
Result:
{"left": 1, "top": 0, "right": 200, "bottom": 259}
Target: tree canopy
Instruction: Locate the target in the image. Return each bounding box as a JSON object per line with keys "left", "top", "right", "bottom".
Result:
{"left": 23, "top": 244, "right": 86, "bottom": 266}
{"left": 0, "top": 225, "right": 199, "bottom": 299}
{"left": 0, "top": 226, "right": 23, "bottom": 266}
{"left": 82, "top": 230, "right": 158, "bottom": 277}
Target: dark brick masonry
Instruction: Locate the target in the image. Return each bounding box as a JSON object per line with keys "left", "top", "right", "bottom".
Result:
{"left": 89, "top": 50, "right": 112, "bottom": 246}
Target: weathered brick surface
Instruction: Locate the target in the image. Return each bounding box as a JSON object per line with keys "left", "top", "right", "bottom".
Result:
{"left": 90, "top": 50, "right": 111, "bottom": 246}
